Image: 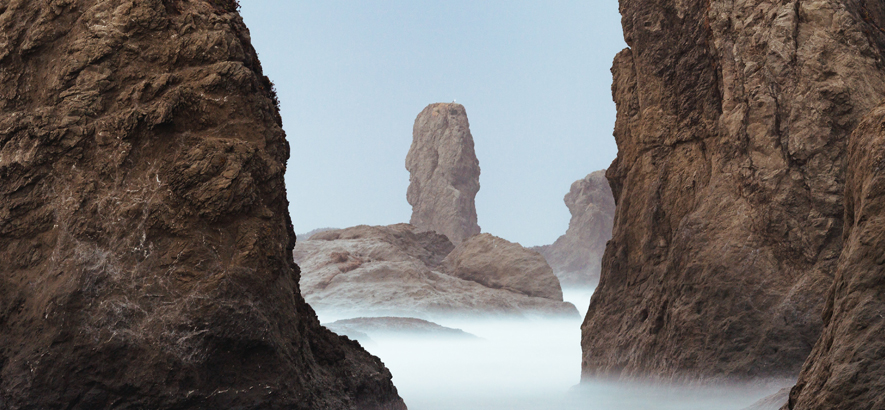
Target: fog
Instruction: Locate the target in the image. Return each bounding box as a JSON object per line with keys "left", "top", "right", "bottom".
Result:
{"left": 317, "top": 289, "right": 789, "bottom": 410}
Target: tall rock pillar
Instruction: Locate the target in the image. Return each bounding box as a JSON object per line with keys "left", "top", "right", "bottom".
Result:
{"left": 406, "top": 103, "right": 481, "bottom": 244}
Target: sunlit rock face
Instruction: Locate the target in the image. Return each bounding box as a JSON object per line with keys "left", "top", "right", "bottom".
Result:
{"left": 0, "top": 1, "right": 404, "bottom": 408}
{"left": 785, "top": 104, "right": 885, "bottom": 409}
{"left": 534, "top": 170, "right": 614, "bottom": 288}
{"left": 296, "top": 224, "right": 578, "bottom": 319}
{"left": 406, "top": 103, "right": 481, "bottom": 245}
{"left": 583, "top": 0, "right": 885, "bottom": 383}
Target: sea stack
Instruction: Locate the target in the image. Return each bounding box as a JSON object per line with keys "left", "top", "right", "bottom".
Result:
{"left": 535, "top": 170, "right": 615, "bottom": 288}
{"left": 406, "top": 103, "right": 481, "bottom": 244}
{"left": 0, "top": 2, "right": 404, "bottom": 408}
{"left": 582, "top": 0, "right": 885, "bottom": 383}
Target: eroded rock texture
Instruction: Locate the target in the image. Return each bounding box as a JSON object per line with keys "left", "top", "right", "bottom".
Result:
{"left": 0, "top": 1, "right": 405, "bottom": 408}
{"left": 534, "top": 170, "right": 614, "bottom": 288}
{"left": 583, "top": 0, "right": 885, "bottom": 382}
{"left": 406, "top": 103, "right": 480, "bottom": 244}
{"left": 784, "top": 104, "right": 885, "bottom": 409}
{"left": 295, "top": 224, "right": 578, "bottom": 319}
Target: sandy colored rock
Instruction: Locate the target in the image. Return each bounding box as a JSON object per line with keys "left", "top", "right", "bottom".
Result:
{"left": 296, "top": 224, "right": 578, "bottom": 319}
{"left": 406, "top": 103, "right": 480, "bottom": 244}
{"left": 443, "top": 233, "right": 564, "bottom": 301}
{"left": 582, "top": 0, "right": 885, "bottom": 383}
{"left": 534, "top": 170, "right": 614, "bottom": 288}
{"left": 784, "top": 104, "right": 885, "bottom": 409}
{"left": 0, "top": 2, "right": 404, "bottom": 408}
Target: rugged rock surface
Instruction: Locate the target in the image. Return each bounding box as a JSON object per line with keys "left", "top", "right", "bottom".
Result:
{"left": 533, "top": 170, "right": 614, "bottom": 288}
{"left": 784, "top": 104, "right": 885, "bottom": 409}
{"left": 295, "top": 224, "right": 578, "bottom": 319}
{"left": 443, "top": 233, "right": 564, "bottom": 300}
{"left": 583, "top": 0, "right": 885, "bottom": 382}
{"left": 406, "top": 103, "right": 480, "bottom": 244}
{"left": 0, "top": 1, "right": 404, "bottom": 408}
{"left": 744, "top": 388, "right": 790, "bottom": 410}
{"left": 324, "top": 317, "right": 477, "bottom": 340}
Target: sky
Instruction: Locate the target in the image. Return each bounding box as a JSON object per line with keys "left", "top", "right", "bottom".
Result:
{"left": 239, "top": 1, "right": 626, "bottom": 247}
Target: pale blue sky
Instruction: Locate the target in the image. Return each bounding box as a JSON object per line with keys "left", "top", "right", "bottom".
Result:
{"left": 239, "top": 1, "right": 625, "bottom": 246}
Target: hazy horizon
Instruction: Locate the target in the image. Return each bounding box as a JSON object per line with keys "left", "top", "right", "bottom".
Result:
{"left": 239, "top": 1, "right": 625, "bottom": 247}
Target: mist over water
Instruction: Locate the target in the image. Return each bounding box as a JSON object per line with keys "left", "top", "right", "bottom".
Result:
{"left": 317, "top": 289, "right": 788, "bottom": 410}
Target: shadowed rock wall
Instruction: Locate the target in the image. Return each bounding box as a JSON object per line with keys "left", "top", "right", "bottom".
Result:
{"left": 583, "top": 0, "right": 885, "bottom": 382}
{"left": 0, "top": 1, "right": 405, "bottom": 408}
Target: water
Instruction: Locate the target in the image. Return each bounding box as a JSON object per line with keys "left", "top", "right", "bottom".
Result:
{"left": 317, "top": 288, "right": 788, "bottom": 409}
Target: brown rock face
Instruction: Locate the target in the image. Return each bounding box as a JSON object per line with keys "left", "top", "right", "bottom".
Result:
{"left": 0, "top": 1, "right": 404, "bottom": 409}
{"left": 534, "top": 170, "right": 614, "bottom": 288}
{"left": 296, "top": 225, "right": 578, "bottom": 319}
{"left": 442, "top": 233, "right": 564, "bottom": 301}
{"left": 583, "top": 0, "right": 885, "bottom": 382}
{"left": 784, "top": 104, "right": 885, "bottom": 409}
{"left": 406, "top": 103, "right": 480, "bottom": 244}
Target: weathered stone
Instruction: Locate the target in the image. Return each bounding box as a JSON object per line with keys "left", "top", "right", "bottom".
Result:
{"left": 784, "top": 103, "right": 885, "bottom": 410}
{"left": 324, "top": 317, "right": 477, "bottom": 340}
{"left": 443, "top": 233, "right": 564, "bottom": 301}
{"left": 582, "top": 0, "right": 885, "bottom": 383}
{"left": 406, "top": 103, "right": 481, "bottom": 244}
{"left": 296, "top": 224, "right": 578, "bottom": 319}
{"left": 533, "top": 170, "right": 614, "bottom": 288}
{"left": 0, "top": 1, "right": 404, "bottom": 408}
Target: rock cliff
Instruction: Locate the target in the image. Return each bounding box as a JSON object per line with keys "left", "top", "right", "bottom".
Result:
{"left": 784, "top": 103, "right": 885, "bottom": 409}
{"left": 295, "top": 224, "right": 578, "bottom": 319}
{"left": 0, "top": 1, "right": 404, "bottom": 408}
{"left": 583, "top": 0, "right": 885, "bottom": 382}
{"left": 406, "top": 103, "right": 480, "bottom": 244}
{"left": 534, "top": 170, "right": 614, "bottom": 288}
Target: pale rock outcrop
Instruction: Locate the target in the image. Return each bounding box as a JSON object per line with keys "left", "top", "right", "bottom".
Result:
{"left": 296, "top": 225, "right": 578, "bottom": 319}
{"left": 324, "top": 317, "right": 477, "bottom": 340}
{"left": 443, "top": 233, "right": 564, "bottom": 301}
{"left": 0, "top": 1, "right": 404, "bottom": 408}
{"left": 406, "top": 103, "right": 481, "bottom": 244}
{"left": 534, "top": 170, "right": 615, "bottom": 288}
{"left": 583, "top": 0, "right": 885, "bottom": 383}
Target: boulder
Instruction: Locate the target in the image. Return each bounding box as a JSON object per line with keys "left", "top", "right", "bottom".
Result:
{"left": 533, "top": 170, "right": 615, "bottom": 288}
{"left": 324, "top": 317, "right": 477, "bottom": 340}
{"left": 0, "top": 2, "right": 404, "bottom": 408}
{"left": 406, "top": 103, "right": 481, "bottom": 244}
{"left": 443, "top": 233, "right": 564, "bottom": 301}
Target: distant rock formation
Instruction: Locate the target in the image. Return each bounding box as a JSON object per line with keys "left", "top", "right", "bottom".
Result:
{"left": 406, "top": 103, "right": 481, "bottom": 244}
{"left": 0, "top": 2, "right": 404, "bottom": 409}
{"left": 533, "top": 170, "right": 614, "bottom": 288}
{"left": 582, "top": 0, "right": 885, "bottom": 383}
{"left": 296, "top": 224, "right": 578, "bottom": 319}
{"left": 443, "top": 233, "right": 564, "bottom": 300}
{"left": 324, "top": 317, "right": 477, "bottom": 340}
{"left": 784, "top": 104, "right": 885, "bottom": 409}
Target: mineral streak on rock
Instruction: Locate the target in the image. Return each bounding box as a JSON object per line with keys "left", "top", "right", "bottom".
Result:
{"left": 534, "top": 170, "right": 614, "bottom": 288}
{"left": 784, "top": 104, "right": 885, "bottom": 409}
{"left": 0, "top": 1, "right": 405, "bottom": 409}
{"left": 582, "top": 0, "right": 885, "bottom": 382}
{"left": 406, "top": 103, "right": 481, "bottom": 244}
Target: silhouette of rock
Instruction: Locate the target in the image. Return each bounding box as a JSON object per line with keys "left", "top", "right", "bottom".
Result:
{"left": 406, "top": 103, "right": 481, "bottom": 244}
{"left": 533, "top": 170, "right": 614, "bottom": 288}
{"left": 0, "top": 2, "right": 404, "bottom": 408}
{"left": 582, "top": 0, "right": 885, "bottom": 383}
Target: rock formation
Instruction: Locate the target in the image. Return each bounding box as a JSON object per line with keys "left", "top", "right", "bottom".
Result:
{"left": 533, "top": 170, "right": 615, "bottom": 288}
{"left": 0, "top": 1, "right": 404, "bottom": 408}
{"left": 443, "top": 233, "right": 564, "bottom": 300}
{"left": 295, "top": 224, "right": 578, "bottom": 319}
{"left": 583, "top": 0, "right": 885, "bottom": 383}
{"left": 324, "top": 317, "right": 477, "bottom": 340}
{"left": 784, "top": 104, "right": 885, "bottom": 409}
{"left": 406, "top": 103, "right": 480, "bottom": 244}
